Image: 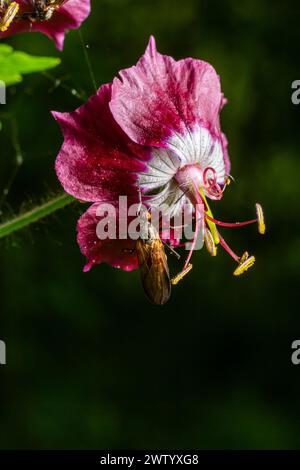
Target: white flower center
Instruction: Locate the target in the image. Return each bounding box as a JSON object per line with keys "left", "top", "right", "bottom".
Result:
{"left": 138, "top": 126, "right": 226, "bottom": 216}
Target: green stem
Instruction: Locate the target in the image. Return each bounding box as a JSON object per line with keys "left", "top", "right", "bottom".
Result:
{"left": 78, "top": 29, "right": 97, "bottom": 93}
{"left": 0, "top": 193, "right": 75, "bottom": 240}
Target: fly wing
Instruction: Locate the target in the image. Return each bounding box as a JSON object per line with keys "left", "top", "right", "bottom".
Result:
{"left": 48, "top": 0, "right": 69, "bottom": 5}
{"left": 136, "top": 239, "right": 171, "bottom": 306}
{"left": 46, "top": 0, "right": 70, "bottom": 7}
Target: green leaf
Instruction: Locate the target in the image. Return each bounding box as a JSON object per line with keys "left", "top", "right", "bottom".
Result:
{"left": 0, "top": 44, "right": 61, "bottom": 85}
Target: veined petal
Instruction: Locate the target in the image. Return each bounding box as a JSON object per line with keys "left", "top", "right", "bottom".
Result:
{"left": 54, "top": 83, "right": 150, "bottom": 203}
{"left": 77, "top": 203, "right": 138, "bottom": 272}
{"left": 144, "top": 180, "right": 193, "bottom": 218}
{"left": 139, "top": 126, "right": 227, "bottom": 212}
{"left": 110, "top": 36, "right": 230, "bottom": 209}
{"left": 110, "top": 36, "right": 226, "bottom": 148}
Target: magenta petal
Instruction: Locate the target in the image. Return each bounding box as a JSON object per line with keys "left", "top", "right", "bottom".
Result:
{"left": 77, "top": 203, "right": 138, "bottom": 272}
{"left": 221, "top": 132, "right": 231, "bottom": 175}
{"left": 110, "top": 36, "right": 226, "bottom": 147}
{"left": 0, "top": 0, "right": 91, "bottom": 50}
{"left": 35, "top": 0, "right": 91, "bottom": 50}
{"left": 53, "top": 83, "right": 149, "bottom": 202}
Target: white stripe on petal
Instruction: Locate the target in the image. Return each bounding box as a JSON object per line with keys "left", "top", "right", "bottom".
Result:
{"left": 138, "top": 125, "right": 226, "bottom": 214}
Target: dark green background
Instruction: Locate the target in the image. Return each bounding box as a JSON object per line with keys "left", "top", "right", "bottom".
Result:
{"left": 0, "top": 0, "right": 300, "bottom": 449}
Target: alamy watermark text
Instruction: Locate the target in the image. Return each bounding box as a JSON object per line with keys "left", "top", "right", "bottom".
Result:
{"left": 0, "top": 340, "right": 6, "bottom": 365}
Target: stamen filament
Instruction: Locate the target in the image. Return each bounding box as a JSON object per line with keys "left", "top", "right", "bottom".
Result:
{"left": 171, "top": 264, "right": 193, "bottom": 286}
{"left": 205, "top": 213, "right": 257, "bottom": 228}
{"left": 218, "top": 233, "right": 240, "bottom": 263}
{"left": 183, "top": 207, "right": 202, "bottom": 270}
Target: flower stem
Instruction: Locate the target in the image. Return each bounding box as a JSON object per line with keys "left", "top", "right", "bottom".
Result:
{"left": 0, "top": 193, "right": 75, "bottom": 240}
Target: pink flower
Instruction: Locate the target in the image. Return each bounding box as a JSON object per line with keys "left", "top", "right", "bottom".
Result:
{"left": 0, "top": 0, "right": 91, "bottom": 50}
{"left": 54, "top": 36, "right": 265, "bottom": 280}
{"left": 53, "top": 83, "right": 150, "bottom": 272}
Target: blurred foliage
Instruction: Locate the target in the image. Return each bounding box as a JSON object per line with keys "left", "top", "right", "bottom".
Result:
{"left": 0, "top": 0, "right": 300, "bottom": 450}
{"left": 0, "top": 44, "right": 60, "bottom": 85}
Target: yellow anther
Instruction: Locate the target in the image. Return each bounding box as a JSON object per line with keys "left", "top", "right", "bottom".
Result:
{"left": 0, "top": 2, "right": 19, "bottom": 32}
{"left": 233, "top": 252, "right": 256, "bottom": 276}
{"left": 233, "top": 251, "right": 255, "bottom": 276}
{"left": 171, "top": 264, "right": 193, "bottom": 286}
{"left": 204, "top": 228, "right": 217, "bottom": 257}
{"left": 256, "top": 203, "right": 266, "bottom": 235}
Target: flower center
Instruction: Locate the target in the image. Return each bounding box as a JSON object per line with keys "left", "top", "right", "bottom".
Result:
{"left": 170, "top": 163, "right": 265, "bottom": 283}
{"left": 174, "top": 163, "right": 224, "bottom": 202}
